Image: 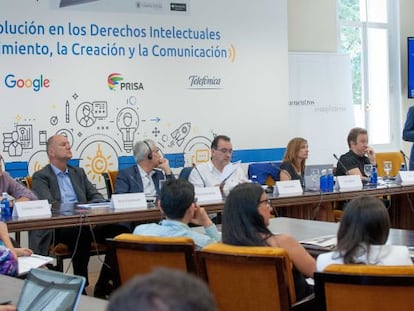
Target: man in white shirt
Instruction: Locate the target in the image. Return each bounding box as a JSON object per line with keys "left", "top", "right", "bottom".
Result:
{"left": 188, "top": 135, "right": 247, "bottom": 196}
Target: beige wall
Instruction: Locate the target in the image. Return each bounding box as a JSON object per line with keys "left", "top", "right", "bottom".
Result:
{"left": 288, "top": 0, "right": 337, "bottom": 52}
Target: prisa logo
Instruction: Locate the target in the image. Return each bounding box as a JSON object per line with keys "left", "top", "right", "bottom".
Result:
{"left": 108, "top": 73, "right": 123, "bottom": 91}
{"left": 4, "top": 74, "right": 50, "bottom": 92}
{"left": 107, "top": 73, "right": 144, "bottom": 91}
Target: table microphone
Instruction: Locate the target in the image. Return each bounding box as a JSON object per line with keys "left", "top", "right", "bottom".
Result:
{"left": 400, "top": 150, "right": 409, "bottom": 169}
{"left": 333, "top": 153, "right": 349, "bottom": 175}
{"left": 192, "top": 163, "right": 207, "bottom": 187}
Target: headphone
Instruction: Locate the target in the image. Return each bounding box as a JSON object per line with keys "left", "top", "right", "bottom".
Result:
{"left": 143, "top": 140, "right": 153, "bottom": 160}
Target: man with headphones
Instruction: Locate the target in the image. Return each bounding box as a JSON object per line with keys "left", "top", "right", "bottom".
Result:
{"left": 115, "top": 139, "right": 175, "bottom": 196}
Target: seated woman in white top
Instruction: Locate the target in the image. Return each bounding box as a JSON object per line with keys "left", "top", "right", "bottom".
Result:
{"left": 317, "top": 195, "right": 412, "bottom": 271}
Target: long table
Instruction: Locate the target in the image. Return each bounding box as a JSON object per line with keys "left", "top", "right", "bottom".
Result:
{"left": 4, "top": 183, "right": 414, "bottom": 232}
{"left": 268, "top": 217, "right": 414, "bottom": 256}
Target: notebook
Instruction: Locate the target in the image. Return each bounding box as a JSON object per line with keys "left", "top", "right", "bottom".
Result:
{"left": 304, "top": 164, "right": 334, "bottom": 191}
{"left": 17, "top": 268, "right": 85, "bottom": 311}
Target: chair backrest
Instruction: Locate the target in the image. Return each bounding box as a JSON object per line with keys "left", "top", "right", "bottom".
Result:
{"left": 375, "top": 152, "right": 404, "bottom": 177}
{"left": 102, "top": 170, "right": 118, "bottom": 198}
{"left": 107, "top": 234, "right": 197, "bottom": 288}
{"left": 24, "top": 176, "right": 32, "bottom": 189}
{"left": 314, "top": 264, "right": 414, "bottom": 311}
{"left": 196, "top": 243, "right": 296, "bottom": 311}
{"left": 179, "top": 167, "right": 193, "bottom": 180}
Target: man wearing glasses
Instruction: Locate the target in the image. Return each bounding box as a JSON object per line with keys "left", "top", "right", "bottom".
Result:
{"left": 133, "top": 179, "right": 219, "bottom": 249}
{"left": 115, "top": 139, "right": 175, "bottom": 197}
{"left": 188, "top": 135, "right": 247, "bottom": 195}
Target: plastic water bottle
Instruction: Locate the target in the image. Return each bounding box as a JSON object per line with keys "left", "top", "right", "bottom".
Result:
{"left": 320, "top": 169, "right": 328, "bottom": 192}
{"left": 370, "top": 166, "right": 378, "bottom": 185}
{"left": 1, "top": 192, "right": 10, "bottom": 217}
{"left": 251, "top": 175, "right": 259, "bottom": 184}
{"left": 327, "top": 168, "right": 334, "bottom": 192}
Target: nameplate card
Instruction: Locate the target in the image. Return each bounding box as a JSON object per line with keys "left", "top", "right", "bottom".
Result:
{"left": 275, "top": 180, "right": 303, "bottom": 196}
{"left": 13, "top": 200, "right": 51, "bottom": 218}
{"left": 336, "top": 175, "right": 363, "bottom": 191}
{"left": 396, "top": 171, "right": 414, "bottom": 185}
{"left": 195, "top": 186, "right": 222, "bottom": 204}
{"left": 111, "top": 193, "right": 147, "bottom": 210}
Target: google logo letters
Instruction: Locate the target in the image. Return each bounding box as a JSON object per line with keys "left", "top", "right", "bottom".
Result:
{"left": 4, "top": 74, "right": 50, "bottom": 92}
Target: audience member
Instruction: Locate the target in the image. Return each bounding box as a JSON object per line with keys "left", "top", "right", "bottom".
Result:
{"left": 188, "top": 135, "right": 247, "bottom": 195}
{"left": 106, "top": 268, "right": 217, "bottom": 311}
{"left": 222, "top": 183, "right": 315, "bottom": 300}
{"left": 336, "top": 127, "right": 376, "bottom": 177}
{"left": 133, "top": 179, "right": 220, "bottom": 249}
{"left": 115, "top": 139, "right": 175, "bottom": 196}
{"left": 278, "top": 137, "right": 334, "bottom": 221}
{"left": 317, "top": 196, "right": 412, "bottom": 271}
{"left": 0, "top": 221, "right": 32, "bottom": 277}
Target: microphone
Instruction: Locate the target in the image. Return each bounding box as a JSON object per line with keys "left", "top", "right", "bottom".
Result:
{"left": 333, "top": 153, "right": 348, "bottom": 175}
{"left": 192, "top": 163, "right": 206, "bottom": 187}
{"left": 400, "top": 150, "right": 409, "bottom": 169}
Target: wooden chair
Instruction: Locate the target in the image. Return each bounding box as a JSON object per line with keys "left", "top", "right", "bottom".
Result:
{"left": 107, "top": 234, "right": 197, "bottom": 288}
{"left": 196, "top": 243, "right": 314, "bottom": 311}
{"left": 314, "top": 264, "right": 414, "bottom": 311}
{"left": 375, "top": 152, "right": 404, "bottom": 177}
{"left": 102, "top": 170, "right": 118, "bottom": 198}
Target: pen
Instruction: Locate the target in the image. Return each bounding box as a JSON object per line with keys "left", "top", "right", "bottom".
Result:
{"left": 0, "top": 300, "right": 12, "bottom": 305}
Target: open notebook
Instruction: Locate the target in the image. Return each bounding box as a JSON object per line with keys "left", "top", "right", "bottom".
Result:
{"left": 17, "top": 268, "right": 85, "bottom": 311}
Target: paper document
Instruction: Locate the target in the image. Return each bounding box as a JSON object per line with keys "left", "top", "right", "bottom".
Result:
{"left": 300, "top": 235, "right": 337, "bottom": 249}
{"left": 221, "top": 161, "right": 241, "bottom": 183}
{"left": 18, "top": 254, "right": 54, "bottom": 276}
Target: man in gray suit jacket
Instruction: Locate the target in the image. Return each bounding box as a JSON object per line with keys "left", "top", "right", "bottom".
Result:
{"left": 30, "top": 134, "right": 105, "bottom": 286}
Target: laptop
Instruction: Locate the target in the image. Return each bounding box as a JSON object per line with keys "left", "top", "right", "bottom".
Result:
{"left": 304, "top": 164, "right": 334, "bottom": 191}
{"left": 17, "top": 268, "right": 85, "bottom": 311}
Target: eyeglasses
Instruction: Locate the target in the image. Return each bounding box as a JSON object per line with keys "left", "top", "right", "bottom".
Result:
{"left": 215, "top": 148, "right": 233, "bottom": 154}
{"left": 258, "top": 199, "right": 271, "bottom": 206}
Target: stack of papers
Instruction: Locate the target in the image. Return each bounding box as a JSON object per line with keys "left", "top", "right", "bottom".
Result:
{"left": 18, "top": 254, "right": 55, "bottom": 276}
{"left": 300, "top": 235, "right": 337, "bottom": 250}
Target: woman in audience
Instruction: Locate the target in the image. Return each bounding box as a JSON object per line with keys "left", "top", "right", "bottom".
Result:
{"left": 222, "top": 183, "right": 315, "bottom": 300}
{"left": 0, "top": 221, "right": 32, "bottom": 277}
{"left": 278, "top": 137, "right": 334, "bottom": 221}
{"left": 317, "top": 195, "right": 412, "bottom": 271}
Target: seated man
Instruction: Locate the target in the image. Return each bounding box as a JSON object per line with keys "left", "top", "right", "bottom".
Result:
{"left": 115, "top": 139, "right": 175, "bottom": 197}
{"left": 188, "top": 135, "right": 247, "bottom": 195}
{"left": 30, "top": 135, "right": 106, "bottom": 287}
{"left": 336, "top": 127, "right": 376, "bottom": 177}
{"left": 133, "top": 179, "right": 220, "bottom": 249}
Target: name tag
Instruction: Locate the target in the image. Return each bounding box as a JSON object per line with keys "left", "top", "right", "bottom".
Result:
{"left": 13, "top": 200, "right": 51, "bottom": 218}
{"left": 195, "top": 186, "right": 222, "bottom": 204}
{"left": 275, "top": 180, "right": 303, "bottom": 196}
{"left": 111, "top": 193, "right": 147, "bottom": 210}
{"left": 397, "top": 171, "right": 414, "bottom": 185}
{"left": 336, "top": 175, "right": 362, "bottom": 191}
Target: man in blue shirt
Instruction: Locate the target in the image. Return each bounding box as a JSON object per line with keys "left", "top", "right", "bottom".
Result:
{"left": 133, "top": 179, "right": 220, "bottom": 249}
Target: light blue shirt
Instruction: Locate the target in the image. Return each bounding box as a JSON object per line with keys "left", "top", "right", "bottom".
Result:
{"left": 50, "top": 164, "right": 78, "bottom": 203}
{"left": 133, "top": 219, "right": 220, "bottom": 249}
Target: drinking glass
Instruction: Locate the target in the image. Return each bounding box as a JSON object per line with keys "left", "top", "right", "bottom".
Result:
{"left": 363, "top": 164, "right": 372, "bottom": 178}
{"left": 383, "top": 161, "right": 392, "bottom": 179}
{"left": 310, "top": 168, "right": 320, "bottom": 190}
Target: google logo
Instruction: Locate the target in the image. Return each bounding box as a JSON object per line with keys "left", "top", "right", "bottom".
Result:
{"left": 3, "top": 74, "right": 50, "bottom": 92}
